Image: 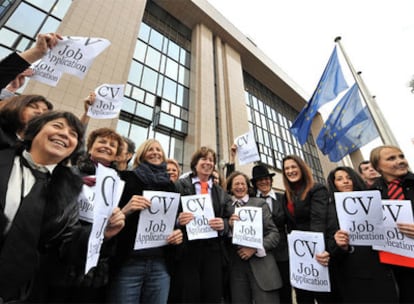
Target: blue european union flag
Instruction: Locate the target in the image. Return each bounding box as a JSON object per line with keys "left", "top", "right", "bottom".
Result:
{"left": 327, "top": 107, "right": 379, "bottom": 162}
{"left": 316, "top": 83, "right": 363, "bottom": 154}
{"left": 290, "top": 46, "right": 348, "bottom": 145}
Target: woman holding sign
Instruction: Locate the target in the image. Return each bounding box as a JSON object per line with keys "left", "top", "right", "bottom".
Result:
{"left": 173, "top": 146, "right": 232, "bottom": 303}
{"left": 45, "top": 127, "right": 125, "bottom": 303}
{"left": 370, "top": 145, "right": 414, "bottom": 303}
{"left": 281, "top": 155, "right": 332, "bottom": 304}
{"left": 108, "top": 139, "right": 183, "bottom": 304}
{"left": 326, "top": 166, "right": 398, "bottom": 303}
{"left": 226, "top": 171, "right": 282, "bottom": 303}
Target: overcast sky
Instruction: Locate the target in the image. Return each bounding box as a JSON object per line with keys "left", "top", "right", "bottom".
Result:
{"left": 207, "top": 0, "right": 414, "bottom": 165}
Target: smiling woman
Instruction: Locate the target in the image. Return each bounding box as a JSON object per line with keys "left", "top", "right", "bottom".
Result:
{"left": 0, "top": 111, "right": 87, "bottom": 302}
{"left": 108, "top": 138, "right": 183, "bottom": 303}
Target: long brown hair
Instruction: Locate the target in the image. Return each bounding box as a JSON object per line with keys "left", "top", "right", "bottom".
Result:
{"left": 282, "top": 155, "right": 314, "bottom": 202}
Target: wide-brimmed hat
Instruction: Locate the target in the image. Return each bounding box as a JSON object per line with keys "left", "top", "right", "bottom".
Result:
{"left": 251, "top": 165, "right": 275, "bottom": 183}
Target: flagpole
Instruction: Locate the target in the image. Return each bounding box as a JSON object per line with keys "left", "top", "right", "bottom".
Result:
{"left": 334, "top": 37, "right": 399, "bottom": 147}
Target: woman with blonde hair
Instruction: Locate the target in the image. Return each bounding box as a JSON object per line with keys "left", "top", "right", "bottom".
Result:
{"left": 108, "top": 139, "right": 183, "bottom": 303}
{"left": 370, "top": 145, "right": 414, "bottom": 303}
{"left": 166, "top": 158, "right": 181, "bottom": 182}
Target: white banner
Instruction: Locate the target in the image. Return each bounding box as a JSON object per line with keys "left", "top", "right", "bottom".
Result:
{"left": 87, "top": 84, "right": 125, "bottom": 119}
{"left": 373, "top": 200, "right": 414, "bottom": 258}
{"left": 134, "top": 191, "right": 180, "bottom": 250}
{"left": 232, "top": 206, "right": 263, "bottom": 249}
{"left": 42, "top": 36, "right": 110, "bottom": 79}
{"left": 181, "top": 194, "right": 218, "bottom": 240}
{"left": 235, "top": 129, "right": 260, "bottom": 165}
{"left": 30, "top": 59, "right": 62, "bottom": 86}
{"left": 334, "top": 190, "right": 385, "bottom": 246}
{"left": 77, "top": 183, "right": 95, "bottom": 223}
{"left": 85, "top": 164, "right": 124, "bottom": 274}
{"left": 288, "top": 230, "right": 330, "bottom": 292}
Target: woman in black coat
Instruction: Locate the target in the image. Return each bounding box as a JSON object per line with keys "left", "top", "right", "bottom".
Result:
{"left": 281, "top": 155, "right": 331, "bottom": 304}
{"left": 370, "top": 145, "right": 414, "bottom": 303}
{"left": 0, "top": 111, "right": 124, "bottom": 302}
{"left": 108, "top": 139, "right": 182, "bottom": 304}
{"left": 326, "top": 166, "right": 398, "bottom": 303}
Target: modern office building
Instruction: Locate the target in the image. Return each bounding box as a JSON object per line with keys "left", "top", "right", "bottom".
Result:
{"left": 0, "top": 0, "right": 343, "bottom": 190}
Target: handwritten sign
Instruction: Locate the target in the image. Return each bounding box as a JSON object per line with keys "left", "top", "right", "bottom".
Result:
{"left": 87, "top": 84, "right": 125, "bottom": 119}
{"left": 235, "top": 129, "right": 260, "bottom": 165}
{"left": 181, "top": 194, "right": 217, "bottom": 240}
{"left": 334, "top": 190, "right": 385, "bottom": 246}
{"left": 134, "top": 191, "right": 180, "bottom": 250}
{"left": 85, "top": 164, "right": 124, "bottom": 274}
{"left": 288, "top": 230, "right": 330, "bottom": 292}
{"left": 232, "top": 206, "right": 263, "bottom": 249}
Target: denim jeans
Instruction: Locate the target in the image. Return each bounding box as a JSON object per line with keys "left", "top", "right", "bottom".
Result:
{"left": 108, "top": 256, "right": 170, "bottom": 304}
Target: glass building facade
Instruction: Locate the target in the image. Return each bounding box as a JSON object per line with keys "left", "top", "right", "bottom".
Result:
{"left": 116, "top": 2, "right": 191, "bottom": 165}
{"left": 0, "top": 0, "right": 72, "bottom": 58}
{"left": 244, "top": 72, "right": 324, "bottom": 183}
{"left": 0, "top": 0, "right": 326, "bottom": 183}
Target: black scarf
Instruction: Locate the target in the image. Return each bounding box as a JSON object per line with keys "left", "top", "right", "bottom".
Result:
{"left": 133, "top": 161, "right": 171, "bottom": 189}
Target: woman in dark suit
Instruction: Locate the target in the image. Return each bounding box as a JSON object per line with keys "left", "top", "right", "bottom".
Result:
{"left": 226, "top": 171, "right": 282, "bottom": 303}
{"left": 281, "top": 155, "right": 331, "bottom": 304}
{"left": 370, "top": 145, "right": 414, "bottom": 303}
{"left": 173, "top": 146, "right": 232, "bottom": 303}
{"left": 326, "top": 166, "right": 398, "bottom": 303}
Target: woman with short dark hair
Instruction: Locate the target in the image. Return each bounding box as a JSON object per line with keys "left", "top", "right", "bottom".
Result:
{"left": 0, "top": 111, "right": 125, "bottom": 302}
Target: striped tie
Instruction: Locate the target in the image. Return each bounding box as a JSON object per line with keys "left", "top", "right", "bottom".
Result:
{"left": 388, "top": 179, "right": 404, "bottom": 200}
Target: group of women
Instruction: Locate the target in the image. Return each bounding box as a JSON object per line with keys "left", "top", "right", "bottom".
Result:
{"left": 2, "top": 32, "right": 414, "bottom": 304}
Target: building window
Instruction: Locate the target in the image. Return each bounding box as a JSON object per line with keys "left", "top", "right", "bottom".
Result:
{"left": 117, "top": 1, "right": 191, "bottom": 165}
{"left": 0, "top": 0, "right": 72, "bottom": 58}
{"left": 244, "top": 72, "right": 325, "bottom": 184}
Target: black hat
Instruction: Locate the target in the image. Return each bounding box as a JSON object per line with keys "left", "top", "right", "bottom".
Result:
{"left": 251, "top": 165, "right": 275, "bottom": 183}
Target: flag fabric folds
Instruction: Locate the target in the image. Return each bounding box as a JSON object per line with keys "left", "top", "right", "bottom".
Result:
{"left": 326, "top": 107, "right": 379, "bottom": 162}
{"left": 316, "top": 83, "right": 379, "bottom": 162}
{"left": 290, "top": 46, "right": 348, "bottom": 145}
{"left": 316, "top": 83, "right": 363, "bottom": 154}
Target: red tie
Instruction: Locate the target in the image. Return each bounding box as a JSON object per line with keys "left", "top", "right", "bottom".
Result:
{"left": 388, "top": 179, "right": 404, "bottom": 200}
{"left": 200, "top": 181, "right": 209, "bottom": 194}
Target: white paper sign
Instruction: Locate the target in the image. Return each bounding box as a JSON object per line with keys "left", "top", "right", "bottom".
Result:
{"left": 235, "top": 129, "right": 260, "bottom": 165}
{"left": 77, "top": 183, "right": 95, "bottom": 223}
{"left": 181, "top": 194, "right": 218, "bottom": 240}
{"left": 288, "top": 230, "right": 331, "bottom": 292}
{"left": 373, "top": 200, "right": 414, "bottom": 258}
{"left": 30, "top": 59, "right": 62, "bottom": 86}
{"left": 134, "top": 191, "right": 180, "bottom": 250}
{"left": 85, "top": 164, "right": 124, "bottom": 274}
{"left": 42, "top": 36, "right": 110, "bottom": 79}
{"left": 87, "top": 84, "right": 125, "bottom": 119}
{"left": 232, "top": 206, "right": 263, "bottom": 249}
{"left": 334, "top": 190, "right": 385, "bottom": 246}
